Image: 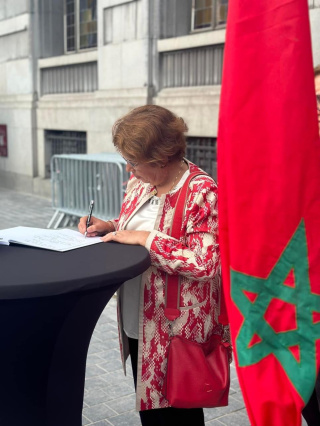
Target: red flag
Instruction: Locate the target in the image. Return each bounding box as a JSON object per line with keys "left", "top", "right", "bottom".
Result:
{"left": 218, "top": 0, "right": 320, "bottom": 425}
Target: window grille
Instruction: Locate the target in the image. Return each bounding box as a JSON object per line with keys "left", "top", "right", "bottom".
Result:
{"left": 65, "top": 0, "right": 97, "bottom": 53}
{"left": 161, "top": 45, "right": 224, "bottom": 88}
{"left": 45, "top": 130, "right": 87, "bottom": 177}
{"left": 41, "top": 62, "right": 98, "bottom": 95}
{"left": 186, "top": 137, "right": 217, "bottom": 179}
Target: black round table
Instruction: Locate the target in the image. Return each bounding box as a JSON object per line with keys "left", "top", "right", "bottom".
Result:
{"left": 0, "top": 242, "right": 150, "bottom": 426}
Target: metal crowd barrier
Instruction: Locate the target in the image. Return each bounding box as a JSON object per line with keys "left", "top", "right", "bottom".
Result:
{"left": 48, "top": 153, "right": 129, "bottom": 229}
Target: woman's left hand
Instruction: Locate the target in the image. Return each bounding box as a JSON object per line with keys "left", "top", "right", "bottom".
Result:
{"left": 101, "top": 230, "right": 150, "bottom": 246}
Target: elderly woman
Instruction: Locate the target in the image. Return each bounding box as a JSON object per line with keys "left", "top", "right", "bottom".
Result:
{"left": 79, "top": 105, "right": 228, "bottom": 426}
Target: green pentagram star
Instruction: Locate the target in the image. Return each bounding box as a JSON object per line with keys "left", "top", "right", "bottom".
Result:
{"left": 231, "top": 220, "right": 320, "bottom": 402}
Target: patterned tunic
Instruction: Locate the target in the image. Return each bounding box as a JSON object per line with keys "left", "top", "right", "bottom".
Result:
{"left": 113, "top": 160, "right": 225, "bottom": 411}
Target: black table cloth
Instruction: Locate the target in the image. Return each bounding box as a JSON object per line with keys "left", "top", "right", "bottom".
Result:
{"left": 0, "top": 242, "right": 150, "bottom": 426}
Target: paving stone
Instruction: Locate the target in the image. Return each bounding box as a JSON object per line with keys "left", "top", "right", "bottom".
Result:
{"left": 107, "top": 411, "right": 141, "bottom": 426}
{"left": 86, "top": 354, "right": 105, "bottom": 365}
{"left": 100, "top": 370, "right": 133, "bottom": 385}
{"left": 93, "top": 338, "right": 112, "bottom": 353}
{"left": 96, "top": 329, "right": 119, "bottom": 341}
{"left": 214, "top": 409, "right": 250, "bottom": 426}
{"left": 105, "top": 394, "right": 136, "bottom": 415}
{"left": 228, "top": 388, "right": 237, "bottom": 396}
{"left": 230, "top": 377, "right": 242, "bottom": 394}
{"left": 98, "top": 348, "right": 121, "bottom": 360}
{"left": 230, "top": 391, "right": 246, "bottom": 404}
{"left": 228, "top": 395, "right": 245, "bottom": 411}
{"left": 229, "top": 364, "right": 238, "bottom": 380}
{"left": 88, "top": 342, "right": 105, "bottom": 355}
{"left": 102, "top": 339, "right": 121, "bottom": 350}
{"left": 84, "top": 389, "right": 110, "bottom": 407}
{"left": 0, "top": 188, "right": 53, "bottom": 230}
{"left": 90, "top": 335, "right": 104, "bottom": 344}
{"left": 82, "top": 414, "right": 92, "bottom": 425}
{"left": 86, "top": 364, "right": 111, "bottom": 379}
{"left": 98, "top": 355, "right": 123, "bottom": 375}
{"left": 204, "top": 408, "right": 225, "bottom": 422}
{"left": 96, "top": 313, "right": 115, "bottom": 325}
{"left": 83, "top": 403, "right": 117, "bottom": 422}
{"left": 97, "top": 321, "right": 119, "bottom": 332}
{"left": 85, "top": 376, "right": 109, "bottom": 390}
{"left": 101, "top": 382, "right": 135, "bottom": 400}
{"left": 98, "top": 358, "right": 123, "bottom": 373}
{"left": 90, "top": 339, "right": 119, "bottom": 352}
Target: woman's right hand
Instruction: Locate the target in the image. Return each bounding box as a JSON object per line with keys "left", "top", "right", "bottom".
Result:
{"left": 78, "top": 216, "right": 115, "bottom": 237}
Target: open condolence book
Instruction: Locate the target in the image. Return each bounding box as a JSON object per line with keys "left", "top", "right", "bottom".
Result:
{"left": 0, "top": 226, "right": 103, "bottom": 252}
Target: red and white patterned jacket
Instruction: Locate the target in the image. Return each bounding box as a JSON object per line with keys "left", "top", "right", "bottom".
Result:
{"left": 114, "top": 160, "right": 225, "bottom": 411}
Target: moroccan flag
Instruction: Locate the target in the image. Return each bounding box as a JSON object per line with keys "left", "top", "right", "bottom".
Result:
{"left": 218, "top": 0, "right": 320, "bottom": 424}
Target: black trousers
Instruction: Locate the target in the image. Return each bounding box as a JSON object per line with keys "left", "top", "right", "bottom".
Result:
{"left": 302, "top": 374, "right": 320, "bottom": 426}
{"left": 128, "top": 337, "right": 205, "bottom": 426}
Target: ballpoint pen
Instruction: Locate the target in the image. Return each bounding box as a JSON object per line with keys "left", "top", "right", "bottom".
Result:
{"left": 84, "top": 200, "right": 94, "bottom": 238}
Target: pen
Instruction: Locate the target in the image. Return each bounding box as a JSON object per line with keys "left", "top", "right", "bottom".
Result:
{"left": 84, "top": 200, "right": 94, "bottom": 238}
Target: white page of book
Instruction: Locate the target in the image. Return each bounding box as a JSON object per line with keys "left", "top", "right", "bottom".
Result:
{"left": 0, "top": 227, "right": 103, "bottom": 252}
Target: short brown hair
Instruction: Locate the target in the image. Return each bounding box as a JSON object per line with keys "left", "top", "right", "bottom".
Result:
{"left": 314, "top": 64, "right": 320, "bottom": 78}
{"left": 112, "top": 105, "right": 188, "bottom": 165}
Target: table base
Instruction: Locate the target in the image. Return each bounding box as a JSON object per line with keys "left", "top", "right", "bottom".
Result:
{"left": 0, "top": 285, "right": 119, "bottom": 426}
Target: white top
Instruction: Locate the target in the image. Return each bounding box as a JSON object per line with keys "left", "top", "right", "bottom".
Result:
{"left": 122, "top": 169, "right": 190, "bottom": 339}
{"left": 122, "top": 201, "right": 159, "bottom": 338}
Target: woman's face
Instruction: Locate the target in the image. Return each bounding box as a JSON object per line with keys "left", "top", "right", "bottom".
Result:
{"left": 125, "top": 161, "right": 168, "bottom": 187}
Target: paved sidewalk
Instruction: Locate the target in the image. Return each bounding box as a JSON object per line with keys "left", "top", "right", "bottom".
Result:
{"left": 0, "top": 187, "right": 307, "bottom": 426}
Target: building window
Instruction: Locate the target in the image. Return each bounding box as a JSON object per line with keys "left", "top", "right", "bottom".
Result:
{"left": 216, "top": 0, "right": 228, "bottom": 26}
{"left": 192, "top": 0, "right": 228, "bottom": 31}
{"left": 193, "top": 0, "right": 213, "bottom": 30}
{"left": 65, "top": 0, "right": 97, "bottom": 53}
{"left": 45, "top": 130, "right": 87, "bottom": 177}
{"left": 186, "top": 137, "right": 217, "bottom": 179}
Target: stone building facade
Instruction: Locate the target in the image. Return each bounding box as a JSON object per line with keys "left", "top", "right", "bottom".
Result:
{"left": 0, "top": 0, "right": 319, "bottom": 197}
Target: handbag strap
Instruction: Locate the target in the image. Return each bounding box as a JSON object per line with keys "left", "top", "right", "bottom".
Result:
{"left": 164, "top": 172, "right": 206, "bottom": 321}
{"left": 164, "top": 171, "right": 228, "bottom": 325}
